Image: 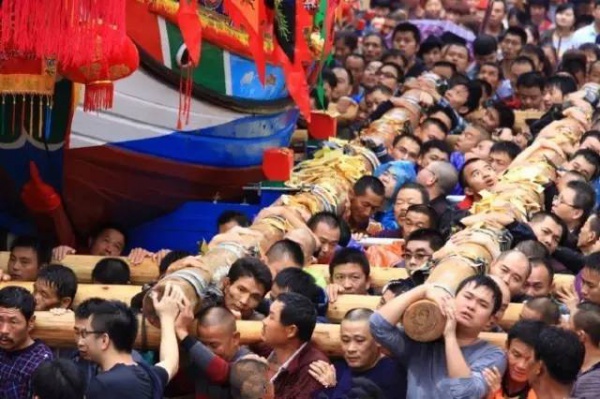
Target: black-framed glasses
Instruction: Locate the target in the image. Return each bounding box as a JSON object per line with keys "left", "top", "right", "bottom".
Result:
{"left": 552, "top": 195, "right": 577, "bottom": 208}
{"left": 74, "top": 329, "right": 106, "bottom": 339}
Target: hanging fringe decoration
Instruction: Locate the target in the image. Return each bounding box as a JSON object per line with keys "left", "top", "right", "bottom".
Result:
{"left": 0, "top": 0, "right": 128, "bottom": 69}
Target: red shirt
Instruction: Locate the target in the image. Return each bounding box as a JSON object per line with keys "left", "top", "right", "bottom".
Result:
{"left": 271, "top": 343, "right": 330, "bottom": 399}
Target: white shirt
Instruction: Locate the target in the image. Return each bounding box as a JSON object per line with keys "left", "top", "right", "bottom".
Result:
{"left": 573, "top": 23, "right": 600, "bottom": 47}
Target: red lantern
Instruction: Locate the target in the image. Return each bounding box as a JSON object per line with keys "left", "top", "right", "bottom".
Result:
{"left": 60, "top": 35, "right": 139, "bottom": 112}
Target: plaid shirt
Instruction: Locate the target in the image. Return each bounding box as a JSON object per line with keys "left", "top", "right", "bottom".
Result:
{"left": 0, "top": 340, "right": 53, "bottom": 399}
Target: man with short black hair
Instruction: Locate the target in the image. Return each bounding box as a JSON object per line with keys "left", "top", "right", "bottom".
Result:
{"left": 326, "top": 248, "right": 371, "bottom": 303}
{"left": 481, "top": 101, "right": 515, "bottom": 132}
{"left": 32, "top": 359, "right": 86, "bottom": 399}
{"left": 92, "top": 258, "right": 131, "bottom": 285}
{"left": 264, "top": 239, "right": 305, "bottom": 277}
{"left": 0, "top": 286, "right": 53, "bottom": 399}
{"left": 348, "top": 176, "right": 385, "bottom": 233}
{"left": 391, "top": 134, "right": 422, "bottom": 163}
{"left": 391, "top": 22, "right": 425, "bottom": 78}
{"left": 33, "top": 264, "right": 78, "bottom": 311}
{"left": 565, "top": 148, "right": 600, "bottom": 182}
{"left": 401, "top": 205, "right": 438, "bottom": 240}
{"left": 371, "top": 275, "right": 507, "bottom": 398}
{"left": 263, "top": 292, "right": 329, "bottom": 399}
{"left": 457, "top": 158, "right": 498, "bottom": 209}
{"left": 403, "top": 228, "right": 444, "bottom": 276}
{"left": 529, "top": 326, "right": 585, "bottom": 398}
{"left": 416, "top": 119, "right": 449, "bottom": 144}
{"left": 542, "top": 74, "right": 578, "bottom": 111}
{"left": 488, "top": 141, "right": 521, "bottom": 174}
{"left": 307, "top": 212, "right": 342, "bottom": 264}
{"left": 83, "top": 285, "right": 182, "bottom": 399}
{"left": 500, "top": 27, "right": 527, "bottom": 79}
{"left": 270, "top": 268, "right": 327, "bottom": 321}
{"left": 487, "top": 320, "right": 545, "bottom": 398}
{"left": 570, "top": 302, "right": 600, "bottom": 397}
{"left": 468, "top": 35, "right": 498, "bottom": 79}
{"left": 217, "top": 211, "right": 250, "bottom": 234}
{"left": 223, "top": 257, "right": 272, "bottom": 320}
{"left": 418, "top": 140, "right": 452, "bottom": 169}
{"left": 516, "top": 72, "right": 546, "bottom": 110}
{"left": 527, "top": 212, "right": 566, "bottom": 255}
{"left": 552, "top": 180, "right": 596, "bottom": 238}
{"left": 579, "top": 251, "right": 600, "bottom": 305}
{"left": 4, "top": 235, "right": 51, "bottom": 281}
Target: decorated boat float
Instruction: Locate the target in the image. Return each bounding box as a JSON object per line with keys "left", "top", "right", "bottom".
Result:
{"left": 0, "top": 0, "right": 336, "bottom": 247}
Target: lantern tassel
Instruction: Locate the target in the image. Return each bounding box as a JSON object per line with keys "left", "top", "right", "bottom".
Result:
{"left": 84, "top": 82, "right": 114, "bottom": 112}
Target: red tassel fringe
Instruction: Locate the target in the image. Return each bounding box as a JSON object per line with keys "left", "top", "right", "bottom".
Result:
{"left": 0, "top": 0, "right": 127, "bottom": 67}
{"left": 84, "top": 82, "right": 115, "bottom": 112}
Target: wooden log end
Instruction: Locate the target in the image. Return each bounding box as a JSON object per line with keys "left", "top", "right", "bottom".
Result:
{"left": 402, "top": 299, "right": 445, "bottom": 342}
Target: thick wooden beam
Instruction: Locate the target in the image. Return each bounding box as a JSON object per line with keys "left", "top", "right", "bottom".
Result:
{"left": 31, "top": 311, "right": 507, "bottom": 356}
{"left": 305, "top": 265, "right": 576, "bottom": 294}
{"left": 5, "top": 282, "right": 527, "bottom": 330}
{"left": 0, "top": 253, "right": 576, "bottom": 294}
{"left": 0, "top": 282, "right": 142, "bottom": 308}
{"left": 0, "top": 252, "right": 159, "bottom": 284}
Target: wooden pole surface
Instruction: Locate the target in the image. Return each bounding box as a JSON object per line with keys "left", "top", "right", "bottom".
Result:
{"left": 5, "top": 282, "right": 525, "bottom": 329}
{"left": 305, "top": 265, "right": 576, "bottom": 294}
{"left": 0, "top": 252, "right": 160, "bottom": 284}
{"left": 31, "top": 311, "right": 507, "bottom": 356}
{"left": 0, "top": 253, "right": 576, "bottom": 293}
{"left": 0, "top": 281, "right": 143, "bottom": 308}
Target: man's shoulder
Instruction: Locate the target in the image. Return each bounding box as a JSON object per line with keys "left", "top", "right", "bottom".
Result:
{"left": 465, "top": 340, "right": 506, "bottom": 361}
{"left": 96, "top": 363, "right": 165, "bottom": 384}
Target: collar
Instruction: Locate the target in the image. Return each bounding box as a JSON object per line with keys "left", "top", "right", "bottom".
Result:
{"left": 269, "top": 342, "right": 308, "bottom": 383}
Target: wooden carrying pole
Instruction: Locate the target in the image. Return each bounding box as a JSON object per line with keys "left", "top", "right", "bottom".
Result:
{"left": 400, "top": 96, "right": 596, "bottom": 341}
{"left": 0, "top": 253, "right": 576, "bottom": 294}
{"left": 0, "top": 281, "right": 540, "bottom": 330}
{"left": 140, "top": 77, "right": 441, "bottom": 323}
{"left": 31, "top": 311, "right": 507, "bottom": 356}
{"left": 0, "top": 252, "right": 160, "bottom": 284}
{"left": 0, "top": 282, "right": 142, "bottom": 308}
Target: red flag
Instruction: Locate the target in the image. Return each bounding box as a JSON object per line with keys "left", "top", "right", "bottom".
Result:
{"left": 177, "top": 0, "right": 202, "bottom": 66}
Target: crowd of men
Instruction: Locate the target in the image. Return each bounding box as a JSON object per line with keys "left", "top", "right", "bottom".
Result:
{"left": 4, "top": 0, "right": 600, "bottom": 398}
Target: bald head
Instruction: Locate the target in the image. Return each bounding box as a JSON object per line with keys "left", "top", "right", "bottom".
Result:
{"left": 428, "top": 161, "right": 459, "bottom": 194}
{"left": 198, "top": 306, "right": 237, "bottom": 333}
{"left": 284, "top": 228, "right": 317, "bottom": 265}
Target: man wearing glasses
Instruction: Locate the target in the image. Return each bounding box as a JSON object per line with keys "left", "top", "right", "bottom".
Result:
{"left": 551, "top": 180, "right": 596, "bottom": 247}
{"left": 80, "top": 283, "right": 183, "bottom": 399}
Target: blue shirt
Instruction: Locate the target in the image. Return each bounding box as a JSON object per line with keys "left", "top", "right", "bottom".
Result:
{"left": 369, "top": 313, "right": 507, "bottom": 399}
{"left": 318, "top": 357, "right": 407, "bottom": 399}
